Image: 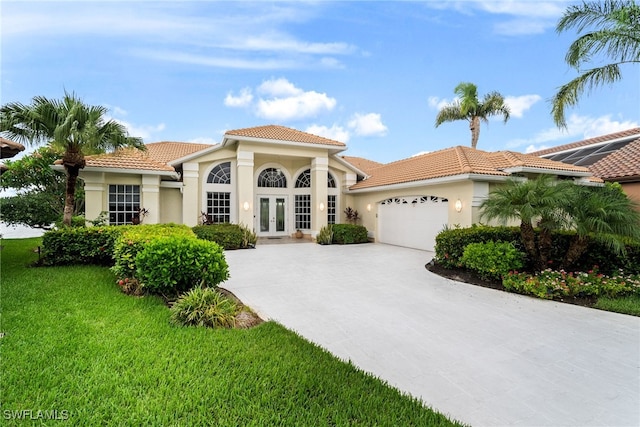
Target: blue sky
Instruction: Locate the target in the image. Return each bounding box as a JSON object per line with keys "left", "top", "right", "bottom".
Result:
{"left": 2, "top": 0, "right": 638, "bottom": 164}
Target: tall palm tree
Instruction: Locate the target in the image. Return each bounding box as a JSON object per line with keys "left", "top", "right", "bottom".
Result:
{"left": 552, "top": 0, "right": 640, "bottom": 128}
{"left": 435, "top": 82, "right": 510, "bottom": 149}
{"left": 479, "top": 175, "right": 571, "bottom": 271}
{"left": 561, "top": 182, "right": 640, "bottom": 269}
{"left": 0, "top": 92, "right": 144, "bottom": 226}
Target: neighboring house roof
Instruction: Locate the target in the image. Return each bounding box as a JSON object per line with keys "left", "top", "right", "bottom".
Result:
{"left": 589, "top": 138, "right": 640, "bottom": 181}
{"left": 0, "top": 137, "right": 25, "bottom": 159}
{"left": 350, "top": 146, "right": 593, "bottom": 190}
{"left": 341, "top": 156, "right": 385, "bottom": 174}
{"left": 530, "top": 128, "right": 640, "bottom": 181}
{"left": 225, "top": 125, "right": 346, "bottom": 147}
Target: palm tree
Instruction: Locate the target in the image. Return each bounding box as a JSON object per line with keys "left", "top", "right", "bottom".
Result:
{"left": 0, "top": 92, "right": 144, "bottom": 226}
{"left": 479, "top": 175, "right": 571, "bottom": 271}
{"left": 561, "top": 182, "right": 640, "bottom": 269}
{"left": 435, "top": 82, "right": 510, "bottom": 149}
{"left": 551, "top": 0, "right": 640, "bottom": 128}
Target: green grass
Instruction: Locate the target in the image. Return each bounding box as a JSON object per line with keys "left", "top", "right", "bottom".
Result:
{"left": 594, "top": 294, "right": 640, "bottom": 316}
{"left": 0, "top": 238, "right": 462, "bottom": 426}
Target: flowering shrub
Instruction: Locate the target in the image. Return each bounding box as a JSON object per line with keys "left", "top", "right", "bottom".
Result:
{"left": 502, "top": 267, "right": 640, "bottom": 300}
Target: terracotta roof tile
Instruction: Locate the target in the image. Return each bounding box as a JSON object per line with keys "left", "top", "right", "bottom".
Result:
{"left": 0, "top": 137, "right": 25, "bottom": 158}
{"left": 225, "top": 125, "right": 346, "bottom": 147}
{"left": 146, "top": 141, "right": 212, "bottom": 164}
{"left": 84, "top": 148, "right": 176, "bottom": 172}
{"left": 589, "top": 138, "right": 640, "bottom": 180}
{"left": 350, "top": 146, "right": 592, "bottom": 190}
{"left": 341, "top": 156, "right": 385, "bottom": 174}
{"left": 530, "top": 128, "right": 640, "bottom": 156}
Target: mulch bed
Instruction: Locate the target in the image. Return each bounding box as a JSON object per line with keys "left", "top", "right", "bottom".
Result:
{"left": 425, "top": 260, "right": 597, "bottom": 309}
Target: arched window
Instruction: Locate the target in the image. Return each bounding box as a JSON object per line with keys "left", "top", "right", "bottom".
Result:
{"left": 258, "top": 168, "right": 287, "bottom": 188}
{"left": 207, "top": 162, "right": 231, "bottom": 184}
{"left": 327, "top": 172, "right": 336, "bottom": 188}
{"left": 295, "top": 170, "right": 311, "bottom": 188}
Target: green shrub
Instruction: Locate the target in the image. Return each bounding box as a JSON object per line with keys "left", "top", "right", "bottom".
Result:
{"left": 502, "top": 269, "right": 640, "bottom": 299}
{"left": 111, "top": 224, "right": 195, "bottom": 279}
{"left": 170, "top": 286, "right": 239, "bottom": 328}
{"left": 42, "top": 226, "right": 123, "bottom": 266}
{"left": 135, "top": 236, "right": 229, "bottom": 295}
{"left": 316, "top": 224, "right": 334, "bottom": 245}
{"left": 460, "top": 241, "right": 525, "bottom": 281}
{"left": 331, "top": 224, "right": 368, "bottom": 244}
{"left": 193, "top": 223, "right": 250, "bottom": 249}
{"left": 239, "top": 223, "right": 257, "bottom": 248}
{"left": 54, "top": 215, "right": 87, "bottom": 228}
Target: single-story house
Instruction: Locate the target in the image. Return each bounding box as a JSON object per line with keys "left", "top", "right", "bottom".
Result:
{"left": 78, "top": 125, "right": 596, "bottom": 251}
{"left": 531, "top": 128, "right": 640, "bottom": 205}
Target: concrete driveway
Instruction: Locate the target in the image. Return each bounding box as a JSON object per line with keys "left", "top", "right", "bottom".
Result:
{"left": 223, "top": 243, "right": 640, "bottom": 427}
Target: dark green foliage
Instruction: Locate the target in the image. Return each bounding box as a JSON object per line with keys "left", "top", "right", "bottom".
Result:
{"left": 435, "top": 225, "right": 521, "bottom": 269}
{"left": 460, "top": 241, "right": 525, "bottom": 280}
{"left": 331, "top": 224, "right": 369, "bottom": 244}
{"left": 0, "top": 193, "right": 61, "bottom": 230}
{"left": 170, "top": 286, "right": 239, "bottom": 328}
{"left": 435, "top": 225, "right": 640, "bottom": 275}
{"left": 111, "top": 224, "right": 195, "bottom": 279}
{"left": 55, "top": 215, "right": 87, "bottom": 228}
{"left": 41, "top": 226, "right": 123, "bottom": 266}
{"left": 193, "top": 223, "right": 245, "bottom": 249}
{"left": 136, "top": 236, "right": 230, "bottom": 295}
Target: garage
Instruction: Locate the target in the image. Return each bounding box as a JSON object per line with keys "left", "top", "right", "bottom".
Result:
{"left": 377, "top": 195, "right": 449, "bottom": 251}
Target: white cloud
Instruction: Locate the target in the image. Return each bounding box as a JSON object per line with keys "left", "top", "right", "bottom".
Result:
{"left": 504, "top": 94, "right": 541, "bottom": 118}
{"left": 508, "top": 114, "right": 639, "bottom": 150}
{"left": 525, "top": 144, "right": 549, "bottom": 153}
{"left": 306, "top": 124, "right": 350, "bottom": 142}
{"left": 428, "top": 96, "right": 457, "bottom": 110}
{"left": 224, "top": 88, "right": 253, "bottom": 108}
{"left": 347, "top": 113, "right": 388, "bottom": 137}
{"left": 258, "top": 78, "right": 302, "bottom": 97}
{"left": 412, "top": 151, "right": 431, "bottom": 157}
{"left": 254, "top": 79, "right": 336, "bottom": 121}
{"left": 113, "top": 119, "right": 166, "bottom": 141}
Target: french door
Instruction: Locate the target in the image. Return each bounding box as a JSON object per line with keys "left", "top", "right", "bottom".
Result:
{"left": 258, "top": 196, "right": 287, "bottom": 236}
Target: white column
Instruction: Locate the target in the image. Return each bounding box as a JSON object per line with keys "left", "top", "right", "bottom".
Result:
{"left": 80, "top": 171, "right": 105, "bottom": 225}
{"left": 311, "top": 157, "right": 329, "bottom": 237}
{"left": 182, "top": 163, "right": 199, "bottom": 226}
{"left": 141, "top": 175, "right": 160, "bottom": 224}
{"left": 237, "top": 151, "right": 254, "bottom": 228}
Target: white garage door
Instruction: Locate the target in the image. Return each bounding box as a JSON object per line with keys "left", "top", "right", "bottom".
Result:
{"left": 377, "top": 196, "right": 449, "bottom": 251}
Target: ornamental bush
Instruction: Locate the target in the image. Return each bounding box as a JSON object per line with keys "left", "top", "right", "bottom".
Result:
{"left": 331, "top": 224, "right": 368, "bottom": 244}
{"left": 111, "top": 223, "right": 195, "bottom": 279}
{"left": 192, "top": 223, "right": 256, "bottom": 249}
{"left": 460, "top": 241, "right": 525, "bottom": 281}
{"left": 42, "top": 226, "right": 123, "bottom": 266}
{"left": 170, "top": 286, "right": 239, "bottom": 328}
{"left": 135, "top": 236, "right": 229, "bottom": 295}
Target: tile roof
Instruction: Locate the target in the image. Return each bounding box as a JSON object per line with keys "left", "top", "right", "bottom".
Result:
{"left": 341, "top": 156, "right": 385, "bottom": 174}
{"left": 589, "top": 138, "right": 640, "bottom": 180}
{"left": 349, "top": 146, "right": 592, "bottom": 190}
{"left": 145, "top": 141, "right": 213, "bottom": 164}
{"left": 530, "top": 128, "right": 640, "bottom": 156}
{"left": 84, "top": 148, "right": 176, "bottom": 172}
{"left": 225, "top": 125, "right": 346, "bottom": 147}
{"left": 0, "top": 137, "right": 25, "bottom": 158}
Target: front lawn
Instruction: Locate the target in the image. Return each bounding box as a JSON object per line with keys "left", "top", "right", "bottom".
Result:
{"left": 0, "top": 238, "right": 462, "bottom": 426}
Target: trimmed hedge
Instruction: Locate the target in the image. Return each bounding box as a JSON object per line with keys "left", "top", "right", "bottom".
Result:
{"left": 192, "top": 223, "right": 254, "bottom": 250}
{"left": 435, "top": 225, "right": 640, "bottom": 275}
{"left": 136, "top": 236, "right": 229, "bottom": 295}
{"left": 460, "top": 241, "right": 524, "bottom": 280}
{"left": 42, "top": 226, "right": 123, "bottom": 266}
{"left": 111, "top": 224, "right": 196, "bottom": 279}
{"left": 331, "top": 224, "right": 369, "bottom": 244}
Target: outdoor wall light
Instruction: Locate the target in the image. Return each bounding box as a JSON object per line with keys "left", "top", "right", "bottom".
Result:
{"left": 455, "top": 199, "right": 463, "bottom": 213}
{"left": 243, "top": 201, "right": 250, "bottom": 211}
{"left": 319, "top": 202, "right": 325, "bottom": 211}
{"left": 367, "top": 203, "right": 372, "bottom": 212}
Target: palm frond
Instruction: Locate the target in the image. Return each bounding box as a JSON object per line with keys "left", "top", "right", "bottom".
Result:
{"left": 434, "top": 104, "right": 466, "bottom": 126}
{"left": 551, "top": 64, "right": 623, "bottom": 128}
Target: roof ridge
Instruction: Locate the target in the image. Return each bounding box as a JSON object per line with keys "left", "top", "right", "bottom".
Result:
{"left": 499, "top": 150, "right": 525, "bottom": 166}
{"left": 454, "top": 146, "right": 473, "bottom": 173}
{"left": 531, "top": 127, "right": 640, "bottom": 156}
